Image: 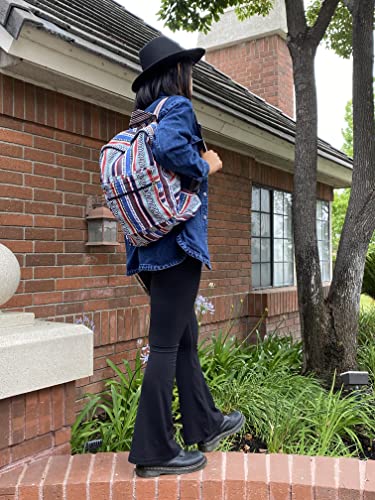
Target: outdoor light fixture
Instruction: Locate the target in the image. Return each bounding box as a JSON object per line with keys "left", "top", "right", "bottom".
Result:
{"left": 340, "top": 371, "right": 369, "bottom": 391}
{"left": 86, "top": 198, "right": 119, "bottom": 246}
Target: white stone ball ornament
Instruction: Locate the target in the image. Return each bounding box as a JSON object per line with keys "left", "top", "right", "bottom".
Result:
{"left": 0, "top": 244, "right": 21, "bottom": 308}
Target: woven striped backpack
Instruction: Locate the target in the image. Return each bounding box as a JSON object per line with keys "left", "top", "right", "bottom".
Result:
{"left": 99, "top": 98, "right": 202, "bottom": 247}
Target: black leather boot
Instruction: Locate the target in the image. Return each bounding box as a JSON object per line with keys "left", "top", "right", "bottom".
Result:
{"left": 135, "top": 449, "right": 207, "bottom": 478}
{"left": 198, "top": 410, "right": 245, "bottom": 452}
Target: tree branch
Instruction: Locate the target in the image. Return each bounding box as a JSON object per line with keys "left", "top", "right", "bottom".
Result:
{"left": 309, "top": 0, "right": 340, "bottom": 46}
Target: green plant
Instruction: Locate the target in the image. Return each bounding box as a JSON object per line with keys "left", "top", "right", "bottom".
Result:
{"left": 363, "top": 248, "right": 375, "bottom": 301}
{"left": 71, "top": 352, "right": 144, "bottom": 454}
{"left": 358, "top": 305, "right": 375, "bottom": 386}
{"left": 71, "top": 294, "right": 375, "bottom": 460}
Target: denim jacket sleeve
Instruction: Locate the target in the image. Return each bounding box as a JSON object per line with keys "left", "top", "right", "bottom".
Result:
{"left": 152, "top": 97, "right": 210, "bottom": 182}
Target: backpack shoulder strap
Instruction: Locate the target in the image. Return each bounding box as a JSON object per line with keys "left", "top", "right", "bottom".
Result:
{"left": 154, "top": 96, "right": 170, "bottom": 121}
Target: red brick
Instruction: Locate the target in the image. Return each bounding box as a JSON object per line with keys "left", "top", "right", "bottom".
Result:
{"left": 314, "top": 456, "right": 338, "bottom": 500}
{"left": 46, "top": 91, "right": 56, "bottom": 128}
{"left": 225, "top": 452, "right": 245, "bottom": 498}
{"left": 33, "top": 136, "right": 63, "bottom": 153}
{"left": 34, "top": 215, "right": 63, "bottom": 228}
{"left": 34, "top": 241, "right": 63, "bottom": 253}
{"left": 34, "top": 267, "right": 63, "bottom": 279}
{"left": 24, "top": 174, "right": 55, "bottom": 189}
{"left": 100, "top": 310, "right": 110, "bottom": 345}
{"left": 0, "top": 400, "right": 10, "bottom": 449}
{"left": 24, "top": 201, "right": 55, "bottom": 216}
{"left": 24, "top": 148, "right": 54, "bottom": 164}
{"left": 180, "top": 467, "right": 201, "bottom": 499}
{"left": 0, "top": 170, "right": 23, "bottom": 185}
{"left": 364, "top": 459, "right": 375, "bottom": 499}
{"left": 54, "top": 427, "right": 71, "bottom": 446}
{"left": 26, "top": 254, "right": 55, "bottom": 267}
{"left": 25, "top": 83, "right": 36, "bottom": 122}
{"left": 24, "top": 123, "right": 54, "bottom": 138}
{"left": 2, "top": 293, "right": 32, "bottom": 309}
{"left": 291, "top": 455, "right": 313, "bottom": 500}
{"left": 10, "top": 395, "right": 25, "bottom": 445}
{"left": 0, "top": 156, "right": 32, "bottom": 173}
{"left": 0, "top": 447, "right": 11, "bottom": 469}
{"left": 64, "top": 382, "right": 76, "bottom": 426}
{"left": 38, "top": 388, "right": 52, "bottom": 435}
{"left": 33, "top": 292, "right": 63, "bottom": 306}
{"left": 135, "top": 477, "right": 157, "bottom": 500}
{"left": 202, "top": 452, "right": 223, "bottom": 500}
{"left": 33, "top": 163, "right": 62, "bottom": 179}
{"left": 338, "top": 457, "right": 360, "bottom": 500}
{"left": 88, "top": 453, "right": 114, "bottom": 499}
{"left": 18, "top": 457, "right": 49, "bottom": 500}
{"left": 42, "top": 454, "right": 71, "bottom": 500}
{"left": 0, "top": 465, "right": 25, "bottom": 496}
{"left": 2, "top": 76, "right": 13, "bottom": 116}
{"left": 64, "top": 144, "right": 91, "bottom": 160}
{"left": 112, "top": 452, "right": 134, "bottom": 500}
{"left": 158, "top": 474, "right": 178, "bottom": 499}
{"left": 0, "top": 213, "right": 31, "bottom": 227}
{"left": 24, "top": 280, "right": 55, "bottom": 293}
{"left": 25, "top": 392, "right": 39, "bottom": 440}
{"left": 33, "top": 189, "right": 63, "bottom": 203}
{"left": 55, "top": 179, "right": 83, "bottom": 193}
{"left": 51, "top": 385, "right": 64, "bottom": 431}
{"left": 35, "top": 87, "right": 46, "bottom": 124}
{"left": 65, "top": 453, "right": 92, "bottom": 500}
{"left": 0, "top": 129, "right": 32, "bottom": 147}
{"left": 25, "top": 227, "right": 55, "bottom": 240}
{"left": 247, "top": 453, "right": 268, "bottom": 500}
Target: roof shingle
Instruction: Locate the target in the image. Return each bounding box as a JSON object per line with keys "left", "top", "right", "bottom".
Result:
{"left": 0, "top": 0, "right": 351, "bottom": 168}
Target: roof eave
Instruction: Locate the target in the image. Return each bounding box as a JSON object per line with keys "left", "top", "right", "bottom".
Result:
{"left": 0, "top": 20, "right": 352, "bottom": 188}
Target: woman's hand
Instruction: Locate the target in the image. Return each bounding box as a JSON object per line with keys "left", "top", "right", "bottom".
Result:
{"left": 201, "top": 150, "right": 223, "bottom": 175}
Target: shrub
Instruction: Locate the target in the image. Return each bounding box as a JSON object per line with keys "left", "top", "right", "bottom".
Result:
{"left": 71, "top": 296, "right": 375, "bottom": 459}
{"left": 71, "top": 353, "right": 143, "bottom": 454}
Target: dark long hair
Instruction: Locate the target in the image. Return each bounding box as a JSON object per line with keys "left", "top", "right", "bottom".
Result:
{"left": 134, "top": 58, "right": 192, "bottom": 110}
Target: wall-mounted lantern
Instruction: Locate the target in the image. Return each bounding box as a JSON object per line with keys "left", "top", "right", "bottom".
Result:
{"left": 86, "top": 197, "right": 119, "bottom": 246}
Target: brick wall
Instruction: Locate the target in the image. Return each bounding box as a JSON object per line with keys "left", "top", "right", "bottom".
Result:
{"left": 206, "top": 34, "right": 295, "bottom": 118}
{"left": 0, "top": 74, "right": 333, "bottom": 417}
{"left": 0, "top": 382, "right": 75, "bottom": 471}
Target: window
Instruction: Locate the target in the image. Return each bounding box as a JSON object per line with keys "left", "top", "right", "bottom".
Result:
{"left": 317, "top": 200, "right": 331, "bottom": 282}
{"left": 251, "top": 187, "right": 331, "bottom": 289}
{"left": 252, "top": 186, "right": 294, "bottom": 288}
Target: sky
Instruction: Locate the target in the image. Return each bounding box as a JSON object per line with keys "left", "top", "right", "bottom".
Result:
{"left": 120, "top": 0, "right": 353, "bottom": 152}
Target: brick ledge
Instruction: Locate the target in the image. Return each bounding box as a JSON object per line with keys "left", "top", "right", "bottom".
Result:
{"left": 0, "top": 451, "right": 373, "bottom": 499}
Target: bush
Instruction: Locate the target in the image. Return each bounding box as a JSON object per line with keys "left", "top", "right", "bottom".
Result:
{"left": 71, "top": 299, "right": 375, "bottom": 459}
{"left": 71, "top": 353, "right": 143, "bottom": 454}
{"left": 358, "top": 305, "right": 375, "bottom": 386}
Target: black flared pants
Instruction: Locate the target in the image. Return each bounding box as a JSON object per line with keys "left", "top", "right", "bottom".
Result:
{"left": 128, "top": 255, "right": 224, "bottom": 465}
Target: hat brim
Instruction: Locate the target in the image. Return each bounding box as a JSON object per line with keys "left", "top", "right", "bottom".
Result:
{"left": 131, "top": 47, "right": 205, "bottom": 93}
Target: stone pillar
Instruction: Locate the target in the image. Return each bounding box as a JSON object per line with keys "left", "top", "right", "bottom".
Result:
{"left": 0, "top": 243, "right": 93, "bottom": 471}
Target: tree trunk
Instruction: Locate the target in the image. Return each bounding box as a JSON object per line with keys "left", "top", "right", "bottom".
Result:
{"left": 284, "top": 0, "right": 375, "bottom": 386}
{"left": 288, "top": 42, "right": 328, "bottom": 379}
{"left": 324, "top": 0, "right": 375, "bottom": 379}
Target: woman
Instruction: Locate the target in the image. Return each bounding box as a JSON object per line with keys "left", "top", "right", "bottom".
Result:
{"left": 126, "top": 36, "right": 245, "bottom": 478}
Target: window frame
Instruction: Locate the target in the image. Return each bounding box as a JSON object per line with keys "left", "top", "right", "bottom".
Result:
{"left": 251, "top": 185, "right": 332, "bottom": 289}
{"left": 251, "top": 184, "right": 295, "bottom": 290}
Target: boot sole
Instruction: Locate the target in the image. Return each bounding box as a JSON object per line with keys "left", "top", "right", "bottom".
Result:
{"left": 198, "top": 414, "right": 245, "bottom": 452}
{"left": 135, "top": 455, "right": 207, "bottom": 478}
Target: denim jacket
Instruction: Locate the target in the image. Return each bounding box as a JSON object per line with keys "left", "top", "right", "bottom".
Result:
{"left": 124, "top": 94, "right": 212, "bottom": 276}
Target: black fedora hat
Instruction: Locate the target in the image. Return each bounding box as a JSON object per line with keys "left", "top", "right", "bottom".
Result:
{"left": 132, "top": 35, "right": 205, "bottom": 93}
